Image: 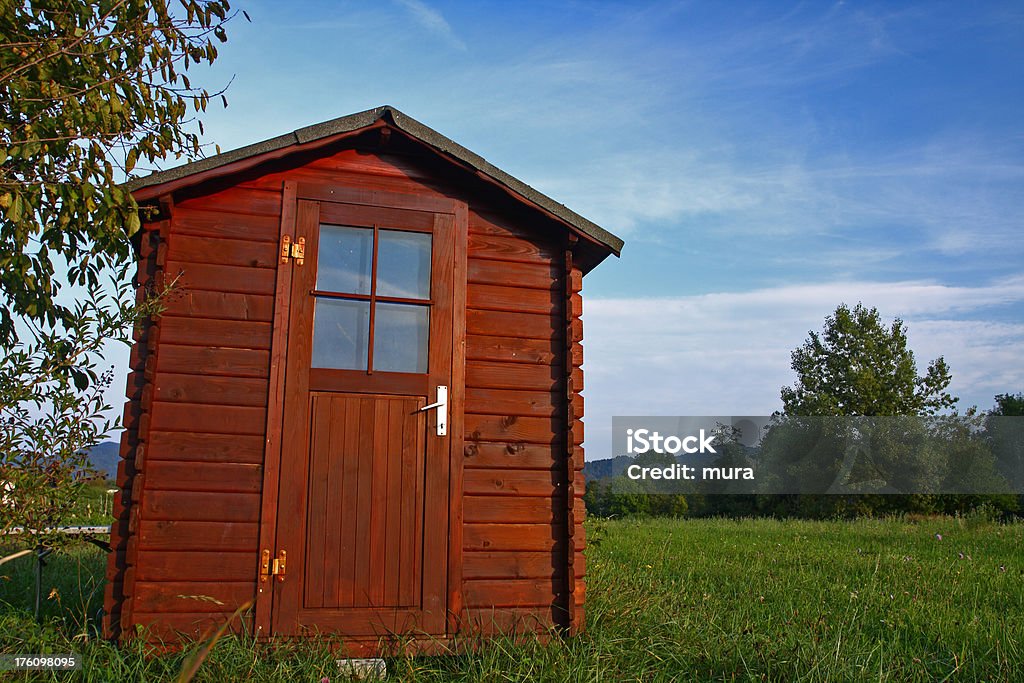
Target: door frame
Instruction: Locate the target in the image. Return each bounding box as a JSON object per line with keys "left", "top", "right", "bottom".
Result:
{"left": 254, "top": 180, "right": 467, "bottom": 640}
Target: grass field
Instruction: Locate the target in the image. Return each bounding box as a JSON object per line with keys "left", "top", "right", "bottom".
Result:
{"left": 1, "top": 515, "right": 1021, "bottom": 681}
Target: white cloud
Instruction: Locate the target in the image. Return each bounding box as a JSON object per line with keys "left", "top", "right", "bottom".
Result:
{"left": 393, "top": 0, "right": 466, "bottom": 51}
{"left": 581, "top": 278, "right": 1024, "bottom": 459}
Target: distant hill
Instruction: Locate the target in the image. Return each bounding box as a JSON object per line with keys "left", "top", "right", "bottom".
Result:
{"left": 86, "top": 441, "right": 119, "bottom": 481}
{"left": 583, "top": 455, "right": 635, "bottom": 482}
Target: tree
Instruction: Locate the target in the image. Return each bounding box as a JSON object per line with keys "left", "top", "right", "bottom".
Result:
{"left": 780, "top": 303, "right": 956, "bottom": 416}
{"left": 988, "top": 392, "right": 1024, "bottom": 508}
{"left": 991, "top": 392, "right": 1024, "bottom": 417}
{"left": 1, "top": 1, "right": 239, "bottom": 541}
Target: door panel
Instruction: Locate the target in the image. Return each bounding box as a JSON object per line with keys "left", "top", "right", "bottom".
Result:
{"left": 303, "top": 393, "right": 425, "bottom": 610}
{"left": 270, "top": 196, "right": 458, "bottom": 638}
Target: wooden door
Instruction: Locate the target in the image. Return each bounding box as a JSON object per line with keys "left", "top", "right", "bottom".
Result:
{"left": 267, "top": 187, "right": 462, "bottom": 638}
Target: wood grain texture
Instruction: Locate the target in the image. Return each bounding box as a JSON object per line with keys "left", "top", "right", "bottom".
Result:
{"left": 155, "top": 344, "right": 269, "bottom": 379}
{"left": 172, "top": 207, "right": 280, "bottom": 242}
{"left": 153, "top": 373, "right": 268, "bottom": 407}
{"left": 463, "top": 579, "right": 561, "bottom": 608}
{"left": 148, "top": 402, "right": 266, "bottom": 436}
{"left": 161, "top": 290, "right": 275, "bottom": 322}
{"left": 144, "top": 461, "right": 262, "bottom": 493}
{"left": 164, "top": 260, "right": 277, "bottom": 295}
{"left": 466, "top": 284, "right": 557, "bottom": 315}
{"left": 463, "top": 524, "right": 565, "bottom": 553}
{"left": 467, "top": 258, "right": 558, "bottom": 290}
{"left": 142, "top": 491, "right": 260, "bottom": 523}
{"left": 462, "top": 442, "right": 557, "bottom": 470}
{"left": 466, "top": 361, "right": 559, "bottom": 392}
{"left": 467, "top": 309, "right": 557, "bottom": 340}
{"left": 463, "top": 469, "right": 562, "bottom": 497}
{"left": 138, "top": 520, "right": 259, "bottom": 552}
{"left": 167, "top": 233, "right": 278, "bottom": 269}
{"left": 135, "top": 552, "right": 256, "bottom": 582}
{"left": 132, "top": 581, "right": 255, "bottom": 613}
{"left": 175, "top": 186, "right": 283, "bottom": 217}
{"left": 145, "top": 432, "right": 265, "bottom": 463}
{"left": 465, "top": 336, "right": 558, "bottom": 366}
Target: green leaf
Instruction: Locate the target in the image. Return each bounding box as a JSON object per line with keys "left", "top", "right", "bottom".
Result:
{"left": 7, "top": 193, "right": 23, "bottom": 222}
{"left": 125, "top": 210, "right": 141, "bottom": 237}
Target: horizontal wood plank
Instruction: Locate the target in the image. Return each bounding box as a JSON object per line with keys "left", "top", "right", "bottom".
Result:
{"left": 463, "top": 469, "right": 561, "bottom": 497}
{"left": 466, "top": 284, "right": 557, "bottom": 315}
{"left": 173, "top": 207, "right": 280, "bottom": 243}
{"left": 142, "top": 491, "right": 260, "bottom": 523}
{"left": 155, "top": 344, "right": 269, "bottom": 379}
{"left": 153, "top": 373, "right": 268, "bottom": 407}
{"left": 464, "top": 497, "right": 558, "bottom": 524}
{"left": 137, "top": 520, "right": 259, "bottom": 552}
{"left": 157, "top": 316, "right": 273, "bottom": 351}
{"left": 469, "top": 208, "right": 555, "bottom": 242}
{"left": 132, "top": 581, "right": 255, "bottom": 613}
{"left": 465, "top": 336, "right": 558, "bottom": 365}
{"left": 165, "top": 260, "right": 277, "bottom": 296}
{"left": 144, "top": 461, "right": 262, "bottom": 493}
{"left": 467, "top": 258, "right": 559, "bottom": 289}
{"left": 459, "top": 607, "right": 559, "bottom": 634}
{"left": 161, "top": 290, "right": 275, "bottom": 322}
{"left": 167, "top": 234, "right": 278, "bottom": 269}
{"left": 135, "top": 551, "right": 256, "bottom": 582}
{"left": 464, "top": 388, "right": 556, "bottom": 417}
{"left": 462, "top": 442, "right": 557, "bottom": 470}
{"left": 465, "top": 413, "right": 559, "bottom": 444}
{"left": 467, "top": 309, "right": 556, "bottom": 340}
{"left": 468, "top": 233, "right": 557, "bottom": 264}
{"left": 175, "top": 186, "right": 283, "bottom": 217}
{"left": 146, "top": 432, "right": 265, "bottom": 464}
{"left": 132, "top": 611, "right": 249, "bottom": 640}
{"left": 148, "top": 402, "right": 266, "bottom": 436}
{"left": 464, "top": 524, "right": 566, "bottom": 553}
{"left": 467, "top": 361, "right": 559, "bottom": 391}
{"left": 463, "top": 578, "right": 561, "bottom": 608}
{"left": 463, "top": 551, "right": 566, "bottom": 580}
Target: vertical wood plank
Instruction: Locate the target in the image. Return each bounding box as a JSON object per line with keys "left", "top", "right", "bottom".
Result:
{"left": 447, "top": 201, "right": 468, "bottom": 632}
{"left": 384, "top": 399, "right": 403, "bottom": 606}
{"left": 255, "top": 181, "right": 293, "bottom": 635}
{"left": 303, "top": 395, "right": 328, "bottom": 609}
{"left": 399, "top": 403, "right": 419, "bottom": 607}
{"left": 269, "top": 197, "right": 318, "bottom": 633}
{"left": 353, "top": 397, "right": 374, "bottom": 607}
{"left": 338, "top": 396, "right": 360, "bottom": 607}
{"left": 367, "top": 399, "right": 389, "bottom": 606}
{"left": 322, "top": 395, "right": 345, "bottom": 607}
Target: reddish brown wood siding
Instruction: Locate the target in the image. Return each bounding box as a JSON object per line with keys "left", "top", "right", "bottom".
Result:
{"left": 107, "top": 133, "right": 592, "bottom": 645}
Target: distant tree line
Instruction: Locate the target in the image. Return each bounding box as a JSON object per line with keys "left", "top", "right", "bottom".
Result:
{"left": 585, "top": 304, "right": 1024, "bottom": 521}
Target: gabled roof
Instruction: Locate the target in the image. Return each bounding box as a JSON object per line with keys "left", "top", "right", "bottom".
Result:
{"left": 128, "top": 105, "right": 623, "bottom": 258}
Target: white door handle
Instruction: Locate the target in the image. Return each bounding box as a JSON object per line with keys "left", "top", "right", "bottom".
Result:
{"left": 416, "top": 385, "right": 447, "bottom": 436}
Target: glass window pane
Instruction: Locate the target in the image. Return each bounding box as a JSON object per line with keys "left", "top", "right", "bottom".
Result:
{"left": 373, "top": 303, "right": 429, "bottom": 373}
{"left": 312, "top": 298, "right": 370, "bottom": 370}
{"left": 377, "top": 230, "right": 431, "bottom": 299}
{"left": 317, "top": 225, "right": 373, "bottom": 294}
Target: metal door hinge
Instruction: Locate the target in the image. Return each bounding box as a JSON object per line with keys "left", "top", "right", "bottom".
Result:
{"left": 260, "top": 548, "right": 287, "bottom": 582}
{"left": 280, "top": 235, "right": 305, "bottom": 266}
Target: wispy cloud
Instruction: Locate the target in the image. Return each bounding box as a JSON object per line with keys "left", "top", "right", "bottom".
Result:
{"left": 582, "top": 277, "right": 1024, "bottom": 458}
{"left": 393, "top": 0, "right": 466, "bottom": 51}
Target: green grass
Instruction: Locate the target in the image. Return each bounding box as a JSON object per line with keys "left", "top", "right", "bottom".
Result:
{"left": 1, "top": 516, "right": 1021, "bottom": 681}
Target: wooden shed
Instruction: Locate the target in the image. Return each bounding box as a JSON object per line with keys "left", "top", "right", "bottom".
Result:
{"left": 103, "top": 105, "right": 622, "bottom": 654}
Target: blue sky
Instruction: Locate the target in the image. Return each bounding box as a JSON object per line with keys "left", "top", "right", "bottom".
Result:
{"left": 114, "top": 1, "right": 1024, "bottom": 458}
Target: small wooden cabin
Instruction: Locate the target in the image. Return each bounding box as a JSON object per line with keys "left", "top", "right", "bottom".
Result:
{"left": 104, "top": 105, "right": 622, "bottom": 653}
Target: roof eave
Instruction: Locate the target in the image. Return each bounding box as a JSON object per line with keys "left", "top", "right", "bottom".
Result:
{"left": 126, "top": 105, "right": 623, "bottom": 257}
